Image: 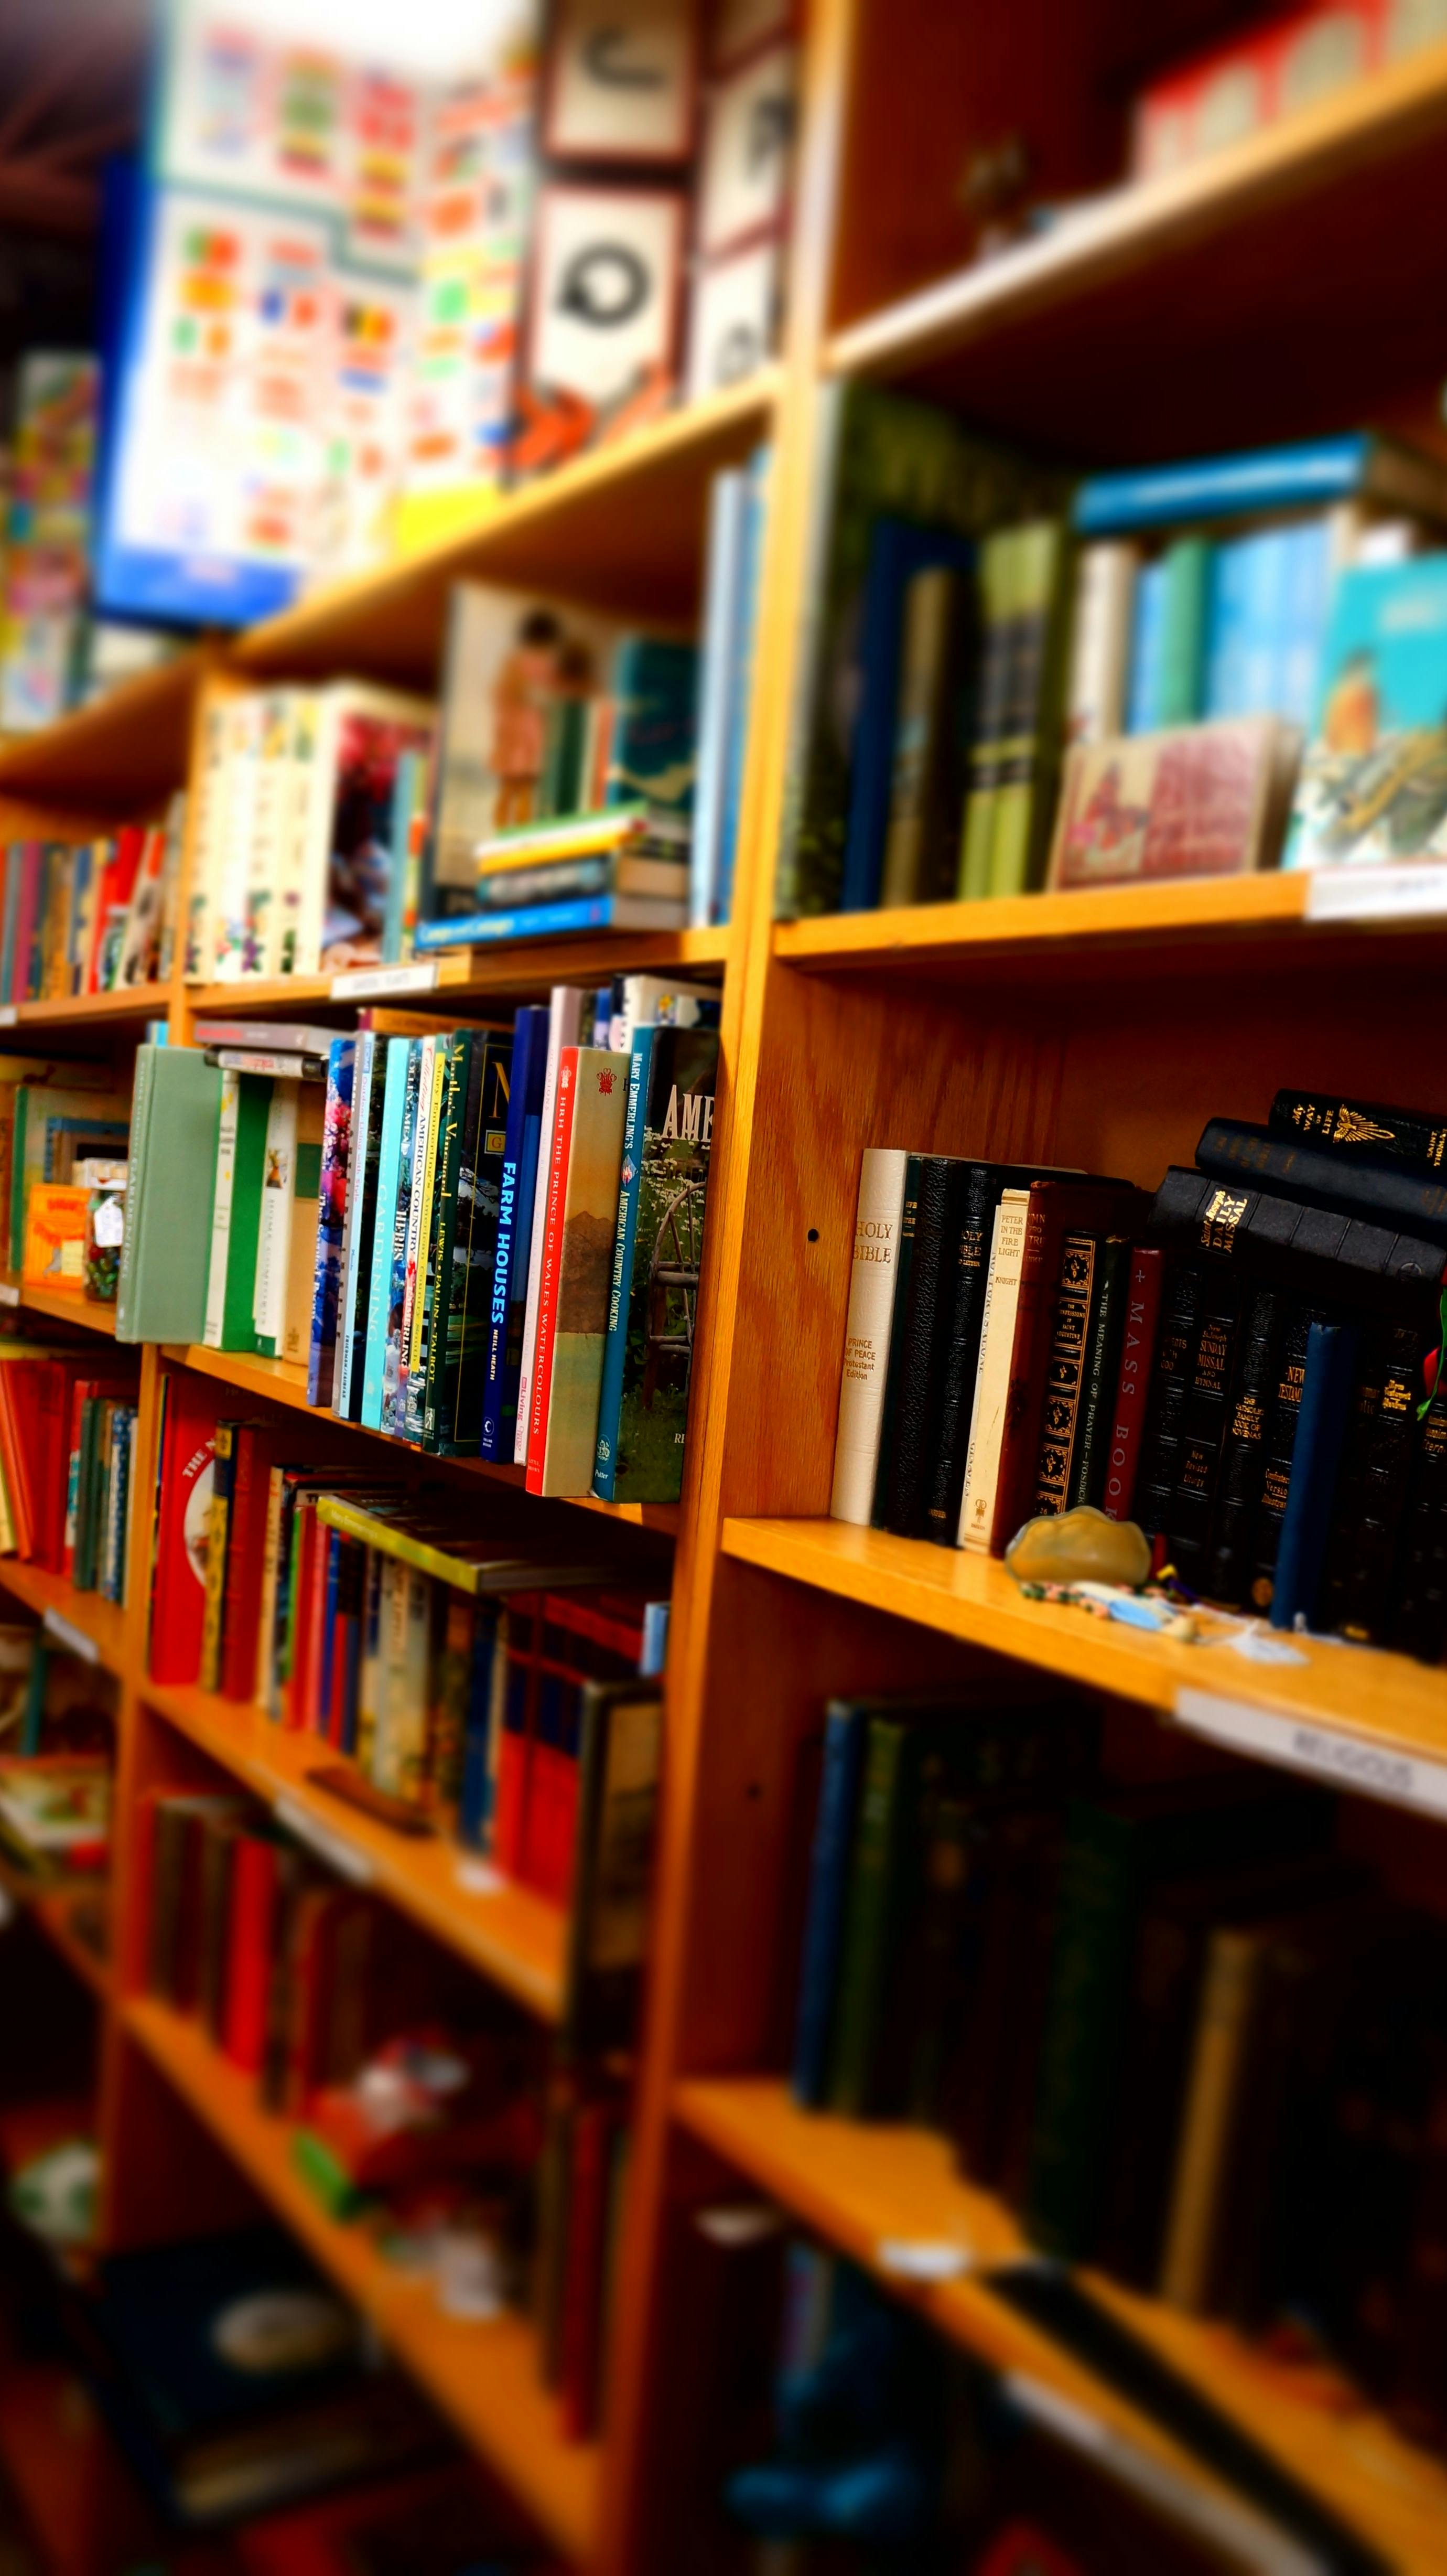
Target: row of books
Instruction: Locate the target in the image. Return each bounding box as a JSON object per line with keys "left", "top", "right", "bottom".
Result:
{"left": 832, "top": 1082, "right": 1447, "bottom": 1662}
{"left": 119, "top": 980, "right": 721, "bottom": 1504}
{"left": 790, "top": 1692, "right": 1447, "bottom": 2457}
{"left": 0, "top": 1057, "right": 130, "bottom": 1274}
{"left": 774, "top": 387, "right": 1447, "bottom": 915}
{"left": 0, "top": 808, "right": 185, "bottom": 1004}
{"left": 149, "top": 1377, "right": 667, "bottom": 1909}
{"left": 0, "top": 1344, "right": 140, "bottom": 1602}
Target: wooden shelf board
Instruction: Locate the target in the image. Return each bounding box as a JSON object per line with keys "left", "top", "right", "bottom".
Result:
{"left": 772, "top": 874, "right": 1447, "bottom": 984}
{"left": 0, "top": 983, "right": 171, "bottom": 1033}
{"left": 233, "top": 377, "right": 780, "bottom": 690}
{"left": 125, "top": 1995, "right": 596, "bottom": 2564}
{"left": 719, "top": 1518, "right": 1447, "bottom": 1771}
{"left": 141, "top": 1672, "right": 567, "bottom": 2021}
{"left": 826, "top": 41, "right": 1447, "bottom": 455}
{"left": 159, "top": 1344, "right": 680, "bottom": 1534}
{"left": 676, "top": 2077, "right": 1447, "bottom": 2576}
{"left": 0, "top": 654, "right": 206, "bottom": 812}
{"left": 0, "top": 1278, "right": 118, "bottom": 1336}
{"left": 0, "top": 1557, "right": 128, "bottom": 1676}
{"left": 184, "top": 926, "right": 730, "bottom": 1025}
{"left": 0, "top": 1855, "right": 112, "bottom": 2001}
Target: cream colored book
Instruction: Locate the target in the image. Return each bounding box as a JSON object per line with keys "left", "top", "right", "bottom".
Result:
{"left": 829, "top": 1146, "right": 909, "bottom": 1525}
{"left": 1160, "top": 1925, "right": 1266, "bottom": 2312}
{"left": 956, "top": 1187, "right": 1030, "bottom": 1551}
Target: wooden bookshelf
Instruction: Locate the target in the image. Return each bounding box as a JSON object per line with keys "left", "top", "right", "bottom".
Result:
{"left": 141, "top": 1673, "right": 568, "bottom": 2020}
{"left": 125, "top": 1995, "right": 598, "bottom": 2566}
{"left": 0, "top": 1556, "right": 128, "bottom": 1677}
{"left": 2, "top": 1282, "right": 117, "bottom": 1335}
{"left": 0, "top": 984, "right": 171, "bottom": 1034}
{"left": 0, "top": 651, "right": 209, "bottom": 811}
{"left": 183, "top": 927, "right": 731, "bottom": 1026}
{"left": 675, "top": 2077, "right": 1447, "bottom": 2576}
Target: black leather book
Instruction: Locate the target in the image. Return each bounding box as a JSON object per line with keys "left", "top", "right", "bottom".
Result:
{"left": 1197, "top": 1118, "right": 1447, "bottom": 1247}
{"left": 1318, "top": 1320, "right": 1421, "bottom": 1643}
{"left": 1270, "top": 1087, "right": 1447, "bottom": 1176}
{"left": 1201, "top": 1284, "right": 1284, "bottom": 1608}
{"left": 882, "top": 1154, "right": 964, "bottom": 1537}
{"left": 1390, "top": 1372, "right": 1447, "bottom": 1665}
{"left": 1067, "top": 1235, "right": 1130, "bottom": 1510}
{"left": 1147, "top": 1166, "right": 1445, "bottom": 1315}
{"left": 1166, "top": 1265, "right": 1247, "bottom": 1588}
{"left": 1134, "top": 1260, "right": 1204, "bottom": 1540}
{"left": 1029, "top": 1231, "right": 1097, "bottom": 1518}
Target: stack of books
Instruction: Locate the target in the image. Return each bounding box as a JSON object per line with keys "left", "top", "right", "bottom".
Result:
{"left": 415, "top": 805, "right": 693, "bottom": 952}
{"left": 831, "top": 1083, "right": 1447, "bottom": 1663}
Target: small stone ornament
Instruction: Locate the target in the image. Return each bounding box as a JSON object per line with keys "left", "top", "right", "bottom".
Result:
{"left": 1005, "top": 1504, "right": 1152, "bottom": 1592}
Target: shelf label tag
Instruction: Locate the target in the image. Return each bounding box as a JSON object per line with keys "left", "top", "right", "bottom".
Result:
{"left": 877, "top": 2238, "right": 974, "bottom": 2281}
{"left": 456, "top": 1856, "right": 506, "bottom": 1896}
{"left": 330, "top": 961, "right": 438, "bottom": 1001}
{"left": 1174, "top": 1686, "right": 1447, "bottom": 1817}
{"left": 0, "top": 1281, "right": 19, "bottom": 1308}
{"left": 1305, "top": 862, "right": 1447, "bottom": 924}
{"left": 0, "top": 1005, "right": 18, "bottom": 1028}
{"left": 43, "top": 1607, "right": 100, "bottom": 1667}
{"left": 273, "top": 1794, "right": 374, "bottom": 1885}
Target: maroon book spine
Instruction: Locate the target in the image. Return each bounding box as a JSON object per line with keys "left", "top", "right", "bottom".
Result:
{"left": 1100, "top": 1247, "right": 1164, "bottom": 1523}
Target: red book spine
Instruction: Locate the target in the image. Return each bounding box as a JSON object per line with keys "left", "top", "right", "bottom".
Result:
{"left": 525, "top": 1047, "right": 579, "bottom": 1495}
{"left": 559, "top": 2100, "right": 613, "bottom": 2442}
{"left": 0, "top": 1367, "right": 34, "bottom": 1559}
{"left": 219, "top": 1427, "right": 267, "bottom": 1702}
{"left": 222, "top": 1836, "right": 277, "bottom": 2073}
{"left": 32, "top": 1364, "right": 74, "bottom": 1572}
{"left": 306, "top": 1526, "right": 335, "bottom": 1736}
{"left": 492, "top": 1599, "right": 538, "bottom": 1881}
{"left": 1100, "top": 1246, "right": 1164, "bottom": 1523}
{"left": 988, "top": 1190, "right": 1059, "bottom": 1557}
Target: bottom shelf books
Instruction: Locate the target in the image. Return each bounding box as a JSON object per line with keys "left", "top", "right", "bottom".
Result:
{"left": 141, "top": 1795, "right": 635, "bottom": 2450}
{"left": 787, "top": 1684, "right": 1447, "bottom": 2475}
{"left": 832, "top": 1081, "right": 1447, "bottom": 1666}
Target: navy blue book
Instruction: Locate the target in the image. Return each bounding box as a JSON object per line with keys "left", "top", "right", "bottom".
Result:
{"left": 480, "top": 1004, "right": 548, "bottom": 1461}
{"left": 791, "top": 1700, "right": 869, "bottom": 2107}
{"left": 839, "top": 517, "right": 973, "bottom": 913}
{"left": 1270, "top": 1321, "right": 1358, "bottom": 1633}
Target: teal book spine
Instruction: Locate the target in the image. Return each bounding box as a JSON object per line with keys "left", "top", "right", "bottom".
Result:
{"left": 1156, "top": 535, "right": 1211, "bottom": 726}
{"left": 592, "top": 1028, "right": 655, "bottom": 1500}
{"left": 361, "top": 1038, "right": 409, "bottom": 1431}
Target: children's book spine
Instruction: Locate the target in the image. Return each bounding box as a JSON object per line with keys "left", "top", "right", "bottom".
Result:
{"left": 526, "top": 1049, "right": 580, "bottom": 1495}
{"left": 393, "top": 1034, "right": 436, "bottom": 1436}
{"left": 405, "top": 1038, "right": 451, "bottom": 1444}
{"left": 334, "top": 1034, "right": 378, "bottom": 1420}
{"left": 306, "top": 1037, "right": 356, "bottom": 1408}
{"left": 592, "top": 1031, "right": 655, "bottom": 1500}
{"left": 360, "top": 1038, "right": 409, "bottom": 1432}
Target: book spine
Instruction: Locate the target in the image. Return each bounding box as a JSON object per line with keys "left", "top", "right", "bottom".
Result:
{"left": 1030, "top": 1232, "right": 1098, "bottom": 1516}
{"left": 526, "top": 1049, "right": 580, "bottom": 1495}
{"left": 335, "top": 1035, "right": 380, "bottom": 1421}
{"left": 958, "top": 1192, "right": 1029, "bottom": 1551}
{"left": 1248, "top": 1301, "right": 1325, "bottom": 1614}
{"left": 515, "top": 995, "right": 580, "bottom": 1466}
{"left": 690, "top": 468, "right": 747, "bottom": 927}
{"left": 1268, "top": 1088, "right": 1447, "bottom": 1175}
{"left": 307, "top": 1037, "right": 355, "bottom": 1408}
{"left": 1197, "top": 1118, "right": 1447, "bottom": 1245}
{"left": 483, "top": 1007, "right": 545, "bottom": 1462}
{"left": 1391, "top": 1373, "right": 1447, "bottom": 1664}
{"left": 1200, "top": 1284, "right": 1283, "bottom": 1607}
{"left": 1067, "top": 1236, "right": 1131, "bottom": 1510}
{"left": 868, "top": 1155, "right": 922, "bottom": 1527}
{"left": 593, "top": 1031, "right": 655, "bottom": 1501}
{"left": 922, "top": 1166, "right": 1004, "bottom": 1544}
{"left": 414, "top": 896, "right": 617, "bottom": 951}
{"left": 1135, "top": 1262, "right": 1205, "bottom": 1539}
{"left": 405, "top": 1038, "right": 451, "bottom": 1444}
{"left": 988, "top": 518, "right": 1069, "bottom": 899}
{"left": 1154, "top": 534, "right": 1211, "bottom": 725}
{"left": 881, "top": 1155, "right": 958, "bottom": 1536}
{"left": 393, "top": 1033, "right": 436, "bottom": 1436}
{"left": 1322, "top": 1321, "right": 1422, "bottom": 1641}
{"left": 1146, "top": 1165, "right": 1446, "bottom": 1306}
{"left": 791, "top": 1701, "right": 866, "bottom": 2108}
{"left": 421, "top": 1032, "right": 474, "bottom": 1448}
{"left": 1100, "top": 1246, "right": 1164, "bottom": 1525}
{"left": 826, "top": 1716, "right": 908, "bottom": 2117}
{"left": 1166, "top": 1268, "right": 1247, "bottom": 1591}
{"left": 829, "top": 1147, "right": 909, "bottom": 1525}
{"left": 1159, "top": 1928, "right": 1263, "bottom": 2313}
{"left": 956, "top": 530, "right": 1016, "bottom": 902}
{"left": 202, "top": 1069, "right": 240, "bottom": 1350}
{"left": 200, "top": 1422, "right": 236, "bottom": 1694}
{"left": 360, "top": 1038, "right": 408, "bottom": 1431}
{"left": 448, "top": 1039, "right": 512, "bottom": 1456}
{"left": 988, "top": 1190, "right": 1063, "bottom": 1553}
{"left": 1269, "top": 1321, "right": 1358, "bottom": 1630}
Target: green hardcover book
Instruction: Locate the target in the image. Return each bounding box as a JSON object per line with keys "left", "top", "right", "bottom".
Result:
{"left": 436, "top": 1035, "right": 513, "bottom": 1457}
{"left": 776, "top": 382, "right": 1070, "bottom": 919}
{"left": 1023, "top": 1778, "right": 1331, "bottom": 2259}
{"left": 956, "top": 529, "right": 1018, "bottom": 904}
{"left": 1156, "top": 534, "right": 1212, "bottom": 726}
{"left": 608, "top": 1025, "right": 720, "bottom": 1506}
{"left": 115, "top": 1044, "right": 223, "bottom": 1345}
{"left": 869, "top": 1154, "right": 923, "bottom": 1528}
{"left": 987, "top": 518, "right": 1073, "bottom": 900}
{"left": 421, "top": 1029, "right": 476, "bottom": 1451}
{"left": 223, "top": 1075, "right": 272, "bottom": 1354}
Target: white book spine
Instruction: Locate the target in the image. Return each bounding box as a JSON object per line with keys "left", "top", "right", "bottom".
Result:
{"left": 202, "top": 1068, "right": 241, "bottom": 1348}
{"left": 828, "top": 1146, "right": 909, "bottom": 1525}
{"left": 253, "top": 1080, "right": 298, "bottom": 1343}
{"left": 513, "top": 984, "right": 587, "bottom": 1464}
{"left": 293, "top": 691, "right": 340, "bottom": 980}
{"left": 957, "top": 1188, "right": 1030, "bottom": 1551}
{"left": 1065, "top": 541, "right": 1137, "bottom": 747}
{"left": 690, "top": 469, "right": 748, "bottom": 927}
{"left": 212, "top": 696, "right": 261, "bottom": 981}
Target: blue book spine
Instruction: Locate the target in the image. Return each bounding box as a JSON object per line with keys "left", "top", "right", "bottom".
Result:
{"left": 605, "top": 635, "right": 698, "bottom": 818}
{"left": 791, "top": 1700, "right": 868, "bottom": 2106}
{"left": 640, "top": 1597, "right": 669, "bottom": 1676}
{"left": 1203, "top": 535, "right": 1252, "bottom": 718}
{"left": 381, "top": 750, "right": 417, "bottom": 965}
{"left": 691, "top": 469, "right": 748, "bottom": 927}
{"left": 481, "top": 1004, "right": 549, "bottom": 1459}
{"left": 307, "top": 1037, "right": 357, "bottom": 1407}
{"left": 415, "top": 896, "right": 615, "bottom": 951}
{"left": 360, "top": 1036, "right": 409, "bottom": 1431}
{"left": 591, "top": 1028, "right": 656, "bottom": 1500}
{"left": 716, "top": 445, "right": 770, "bottom": 926}
{"left": 1126, "top": 557, "right": 1167, "bottom": 733}
{"left": 1270, "top": 1322, "right": 1358, "bottom": 1632}
{"left": 1239, "top": 527, "right": 1289, "bottom": 716}
{"left": 1075, "top": 433, "right": 1369, "bottom": 535}
{"left": 459, "top": 1606, "right": 501, "bottom": 1850}
{"left": 841, "top": 520, "right": 973, "bottom": 912}
{"left": 1276, "top": 519, "right": 1333, "bottom": 728}
{"left": 334, "top": 1031, "right": 376, "bottom": 1419}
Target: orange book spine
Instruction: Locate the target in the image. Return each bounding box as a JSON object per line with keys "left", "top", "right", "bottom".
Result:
{"left": 526, "top": 1047, "right": 578, "bottom": 1495}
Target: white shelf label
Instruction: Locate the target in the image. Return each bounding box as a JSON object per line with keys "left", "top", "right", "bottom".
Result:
{"left": 876, "top": 2238, "right": 974, "bottom": 2282}
{"left": 43, "top": 1607, "right": 100, "bottom": 1667}
{"left": 329, "top": 961, "right": 438, "bottom": 1002}
{"left": 1175, "top": 1686, "right": 1447, "bottom": 1817}
{"left": 1306, "top": 862, "right": 1447, "bottom": 924}
{"left": 274, "top": 1793, "right": 374, "bottom": 1885}
{"left": 455, "top": 1856, "right": 506, "bottom": 1896}
{"left": 0, "top": 1005, "right": 19, "bottom": 1028}
{"left": 0, "top": 1281, "right": 19, "bottom": 1308}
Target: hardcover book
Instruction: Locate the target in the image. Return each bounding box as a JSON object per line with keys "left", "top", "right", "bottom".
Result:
{"left": 593, "top": 1024, "right": 720, "bottom": 1505}
{"left": 1048, "top": 716, "right": 1296, "bottom": 889}
{"left": 1287, "top": 556, "right": 1447, "bottom": 868}
{"left": 528, "top": 1046, "right": 630, "bottom": 1497}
